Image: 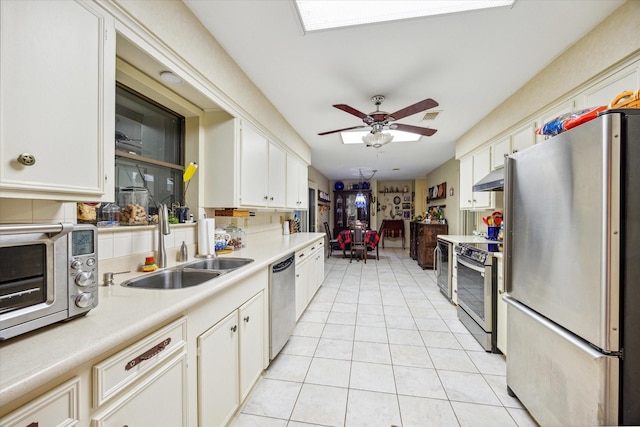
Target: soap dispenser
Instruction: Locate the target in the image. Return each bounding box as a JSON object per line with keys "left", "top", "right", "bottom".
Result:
{"left": 178, "top": 241, "right": 188, "bottom": 262}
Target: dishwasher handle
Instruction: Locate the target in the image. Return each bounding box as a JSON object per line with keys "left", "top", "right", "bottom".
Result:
{"left": 272, "top": 254, "right": 295, "bottom": 273}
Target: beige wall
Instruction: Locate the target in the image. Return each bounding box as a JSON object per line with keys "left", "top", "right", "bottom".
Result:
{"left": 426, "top": 158, "right": 460, "bottom": 234}
{"left": 308, "top": 166, "right": 331, "bottom": 232}
{"left": 456, "top": 0, "right": 640, "bottom": 159}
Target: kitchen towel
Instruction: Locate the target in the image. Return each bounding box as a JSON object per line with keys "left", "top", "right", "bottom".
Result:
{"left": 198, "top": 218, "right": 215, "bottom": 256}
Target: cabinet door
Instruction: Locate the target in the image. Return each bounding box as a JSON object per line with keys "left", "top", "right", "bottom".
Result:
{"left": 295, "top": 258, "right": 310, "bottom": 320}
{"left": 268, "top": 142, "right": 286, "bottom": 207}
{"left": 0, "top": 0, "right": 115, "bottom": 200}
{"left": 92, "top": 353, "right": 188, "bottom": 427}
{"left": 491, "top": 137, "right": 510, "bottom": 170}
{"left": 314, "top": 249, "right": 325, "bottom": 295}
{"left": 239, "top": 292, "right": 264, "bottom": 402}
{"left": 459, "top": 156, "right": 474, "bottom": 209}
{"left": 511, "top": 123, "right": 536, "bottom": 154}
{"left": 0, "top": 377, "right": 80, "bottom": 427}
{"left": 286, "top": 155, "right": 301, "bottom": 208}
{"left": 240, "top": 125, "right": 268, "bottom": 206}
{"left": 471, "top": 147, "right": 491, "bottom": 209}
{"left": 198, "top": 310, "right": 239, "bottom": 427}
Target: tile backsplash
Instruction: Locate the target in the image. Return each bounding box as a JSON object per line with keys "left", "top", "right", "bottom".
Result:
{"left": 0, "top": 198, "right": 296, "bottom": 273}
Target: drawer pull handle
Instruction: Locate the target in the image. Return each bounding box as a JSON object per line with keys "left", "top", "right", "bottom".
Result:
{"left": 244, "top": 316, "right": 250, "bottom": 323}
{"left": 125, "top": 338, "right": 171, "bottom": 371}
{"left": 231, "top": 325, "right": 238, "bottom": 332}
{"left": 26, "top": 423, "right": 38, "bottom": 427}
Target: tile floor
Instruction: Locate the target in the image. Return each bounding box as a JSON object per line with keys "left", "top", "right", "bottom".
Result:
{"left": 230, "top": 248, "right": 538, "bottom": 427}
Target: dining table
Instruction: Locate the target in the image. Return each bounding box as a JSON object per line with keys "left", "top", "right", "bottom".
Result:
{"left": 336, "top": 229, "right": 380, "bottom": 258}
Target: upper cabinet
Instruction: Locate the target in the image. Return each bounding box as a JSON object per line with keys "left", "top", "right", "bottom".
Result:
{"left": 459, "top": 146, "right": 494, "bottom": 211}
{"left": 286, "top": 154, "right": 308, "bottom": 210}
{"left": 240, "top": 125, "right": 286, "bottom": 208}
{"left": 490, "top": 123, "right": 536, "bottom": 170}
{"left": 0, "top": 0, "right": 115, "bottom": 201}
{"left": 203, "top": 111, "right": 306, "bottom": 209}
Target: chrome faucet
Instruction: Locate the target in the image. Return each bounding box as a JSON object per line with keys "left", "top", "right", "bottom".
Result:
{"left": 157, "top": 203, "right": 171, "bottom": 268}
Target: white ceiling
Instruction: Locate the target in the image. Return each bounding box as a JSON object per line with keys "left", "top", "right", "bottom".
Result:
{"left": 181, "top": 0, "right": 624, "bottom": 181}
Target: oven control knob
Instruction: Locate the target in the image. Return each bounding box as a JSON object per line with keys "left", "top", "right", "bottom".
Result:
{"left": 70, "top": 259, "right": 82, "bottom": 270}
{"left": 75, "top": 271, "right": 94, "bottom": 287}
{"left": 75, "top": 292, "right": 94, "bottom": 308}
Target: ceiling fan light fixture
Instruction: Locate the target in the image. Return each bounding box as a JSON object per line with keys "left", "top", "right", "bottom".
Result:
{"left": 362, "top": 132, "right": 393, "bottom": 148}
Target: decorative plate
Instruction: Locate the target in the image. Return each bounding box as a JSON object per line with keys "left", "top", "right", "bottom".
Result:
{"left": 393, "top": 196, "right": 401, "bottom": 205}
{"left": 334, "top": 181, "right": 344, "bottom": 190}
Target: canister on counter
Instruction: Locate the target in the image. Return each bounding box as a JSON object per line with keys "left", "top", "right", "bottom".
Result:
{"left": 225, "top": 225, "right": 246, "bottom": 250}
{"left": 118, "top": 187, "right": 149, "bottom": 225}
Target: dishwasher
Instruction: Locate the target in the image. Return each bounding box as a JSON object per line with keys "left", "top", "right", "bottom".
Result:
{"left": 269, "top": 253, "right": 296, "bottom": 360}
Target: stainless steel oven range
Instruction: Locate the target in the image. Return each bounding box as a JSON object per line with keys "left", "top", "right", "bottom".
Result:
{"left": 0, "top": 223, "right": 98, "bottom": 341}
{"left": 455, "top": 243, "right": 497, "bottom": 352}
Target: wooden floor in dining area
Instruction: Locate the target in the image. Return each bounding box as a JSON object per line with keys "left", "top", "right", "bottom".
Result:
{"left": 229, "top": 247, "right": 538, "bottom": 427}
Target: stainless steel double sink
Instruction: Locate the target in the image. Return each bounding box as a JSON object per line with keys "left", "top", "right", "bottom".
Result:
{"left": 122, "top": 258, "right": 254, "bottom": 290}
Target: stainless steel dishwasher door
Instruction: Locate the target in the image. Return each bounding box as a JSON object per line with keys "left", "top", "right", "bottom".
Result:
{"left": 269, "top": 253, "right": 296, "bottom": 360}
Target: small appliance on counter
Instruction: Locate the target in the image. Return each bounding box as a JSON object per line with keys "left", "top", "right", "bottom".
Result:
{"left": 0, "top": 223, "right": 99, "bottom": 341}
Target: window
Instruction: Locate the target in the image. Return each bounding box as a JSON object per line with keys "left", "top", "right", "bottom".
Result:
{"left": 115, "top": 83, "right": 185, "bottom": 214}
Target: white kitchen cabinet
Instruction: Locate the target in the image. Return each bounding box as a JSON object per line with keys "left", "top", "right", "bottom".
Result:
{"left": 490, "top": 123, "right": 536, "bottom": 170}
{"left": 459, "top": 146, "right": 493, "bottom": 210}
{"left": 286, "top": 154, "right": 309, "bottom": 210}
{"left": 295, "top": 240, "right": 325, "bottom": 319}
{"left": 198, "top": 291, "right": 264, "bottom": 427}
{"left": 0, "top": 377, "right": 81, "bottom": 427}
{"left": 0, "top": 0, "right": 115, "bottom": 201}
{"left": 203, "top": 112, "right": 288, "bottom": 209}
{"left": 240, "top": 126, "right": 286, "bottom": 208}
{"left": 496, "top": 257, "right": 507, "bottom": 355}
{"left": 295, "top": 253, "right": 310, "bottom": 320}
{"left": 491, "top": 137, "right": 510, "bottom": 170}
{"left": 91, "top": 318, "right": 188, "bottom": 426}
{"left": 92, "top": 352, "right": 188, "bottom": 427}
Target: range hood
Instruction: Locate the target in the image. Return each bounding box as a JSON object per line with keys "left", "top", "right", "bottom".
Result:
{"left": 473, "top": 167, "right": 504, "bottom": 192}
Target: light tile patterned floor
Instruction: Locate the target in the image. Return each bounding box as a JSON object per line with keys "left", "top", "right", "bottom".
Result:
{"left": 230, "top": 248, "right": 538, "bottom": 427}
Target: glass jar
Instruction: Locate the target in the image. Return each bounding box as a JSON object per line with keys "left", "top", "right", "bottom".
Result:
{"left": 118, "top": 187, "right": 149, "bottom": 225}
{"left": 98, "top": 203, "right": 120, "bottom": 227}
{"left": 225, "top": 225, "right": 246, "bottom": 250}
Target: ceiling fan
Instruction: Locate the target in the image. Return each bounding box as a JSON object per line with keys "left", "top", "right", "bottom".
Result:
{"left": 318, "top": 95, "right": 438, "bottom": 147}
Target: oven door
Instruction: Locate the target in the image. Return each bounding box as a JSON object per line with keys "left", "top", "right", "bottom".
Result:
{"left": 0, "top": 225, "right": 71, "bottom": 340}
{"left": 456, "top": 256, "right": 492, "bottom": 331}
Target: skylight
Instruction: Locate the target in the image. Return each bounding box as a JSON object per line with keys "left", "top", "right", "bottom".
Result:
{"left": 341, "top": 130, "right": 421, "bottom": 145}
{"left": 294, "top": 0, "right": 515, "bottom": 32}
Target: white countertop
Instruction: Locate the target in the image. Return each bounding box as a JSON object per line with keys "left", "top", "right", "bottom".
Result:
{"left": 437, "top": 235, "right": 503, "bottom": 258}
{"left": 0, "top": 232, "right": 325, "bottom": 406}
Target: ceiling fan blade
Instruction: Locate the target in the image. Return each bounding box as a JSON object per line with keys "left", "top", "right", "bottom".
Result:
{"left": 387, "top": 98, "right": 439, "bottom": 121}
{"left": 333, "top": 104, "right": 369, "bottom": 120}
{"left": 318, "top": 125, "right": 366, "bottom": 136}
{"left": 393, "top": 123, "right": 438, "bottom": 137}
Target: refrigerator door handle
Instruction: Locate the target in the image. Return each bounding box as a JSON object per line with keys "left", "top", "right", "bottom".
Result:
{"left": 503, "top": 156, "right": 514, "bottom": 293}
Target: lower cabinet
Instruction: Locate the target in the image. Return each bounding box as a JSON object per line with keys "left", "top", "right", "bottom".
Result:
{"left": 92, "top": 353, "right": 188, "bottom": 427}
{"left": 198, "top": 291, "right": 264, "bottom": 427}
{"left": 91, "top": 318, "right": 189, "bottom": 427}
{"left": 295, "top": 240, "right": 325, "bottom": 319}
{"left": 0, "top": 377, "right": 81, "bottom": 427}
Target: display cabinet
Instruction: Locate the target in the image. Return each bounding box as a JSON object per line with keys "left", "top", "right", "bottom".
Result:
{"left": 333, "top": 190, "right": 371, "bottom": 237}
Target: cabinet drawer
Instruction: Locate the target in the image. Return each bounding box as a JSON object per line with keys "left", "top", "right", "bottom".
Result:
{"left": 0, "top": 377, "right": 80, "bottom": 427}
{"left": 93, "top": 317, "right": 186, "bottom": 407}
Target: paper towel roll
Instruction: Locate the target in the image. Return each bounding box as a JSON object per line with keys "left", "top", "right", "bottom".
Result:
{"left": 283, "top": 221, "right": 290, "bottom": 235}
{"left": 198, "top": 218, "right": 215, "bottom": 256}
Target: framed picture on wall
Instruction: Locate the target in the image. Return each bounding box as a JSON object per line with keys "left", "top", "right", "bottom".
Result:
{"left": 403, "top": 210, "right": 410, "bottom": 219}
{"left": 403, "top": 195, "right": 410, "bottom": 202}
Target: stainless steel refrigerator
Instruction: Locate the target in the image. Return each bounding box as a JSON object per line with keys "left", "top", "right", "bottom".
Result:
{"left": 503, "top": 109, "right": 640, "bottom": 426}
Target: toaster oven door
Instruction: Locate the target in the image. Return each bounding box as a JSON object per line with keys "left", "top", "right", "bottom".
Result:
{"left": 0, "top": 225, "right": 70, "bottom": 340}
